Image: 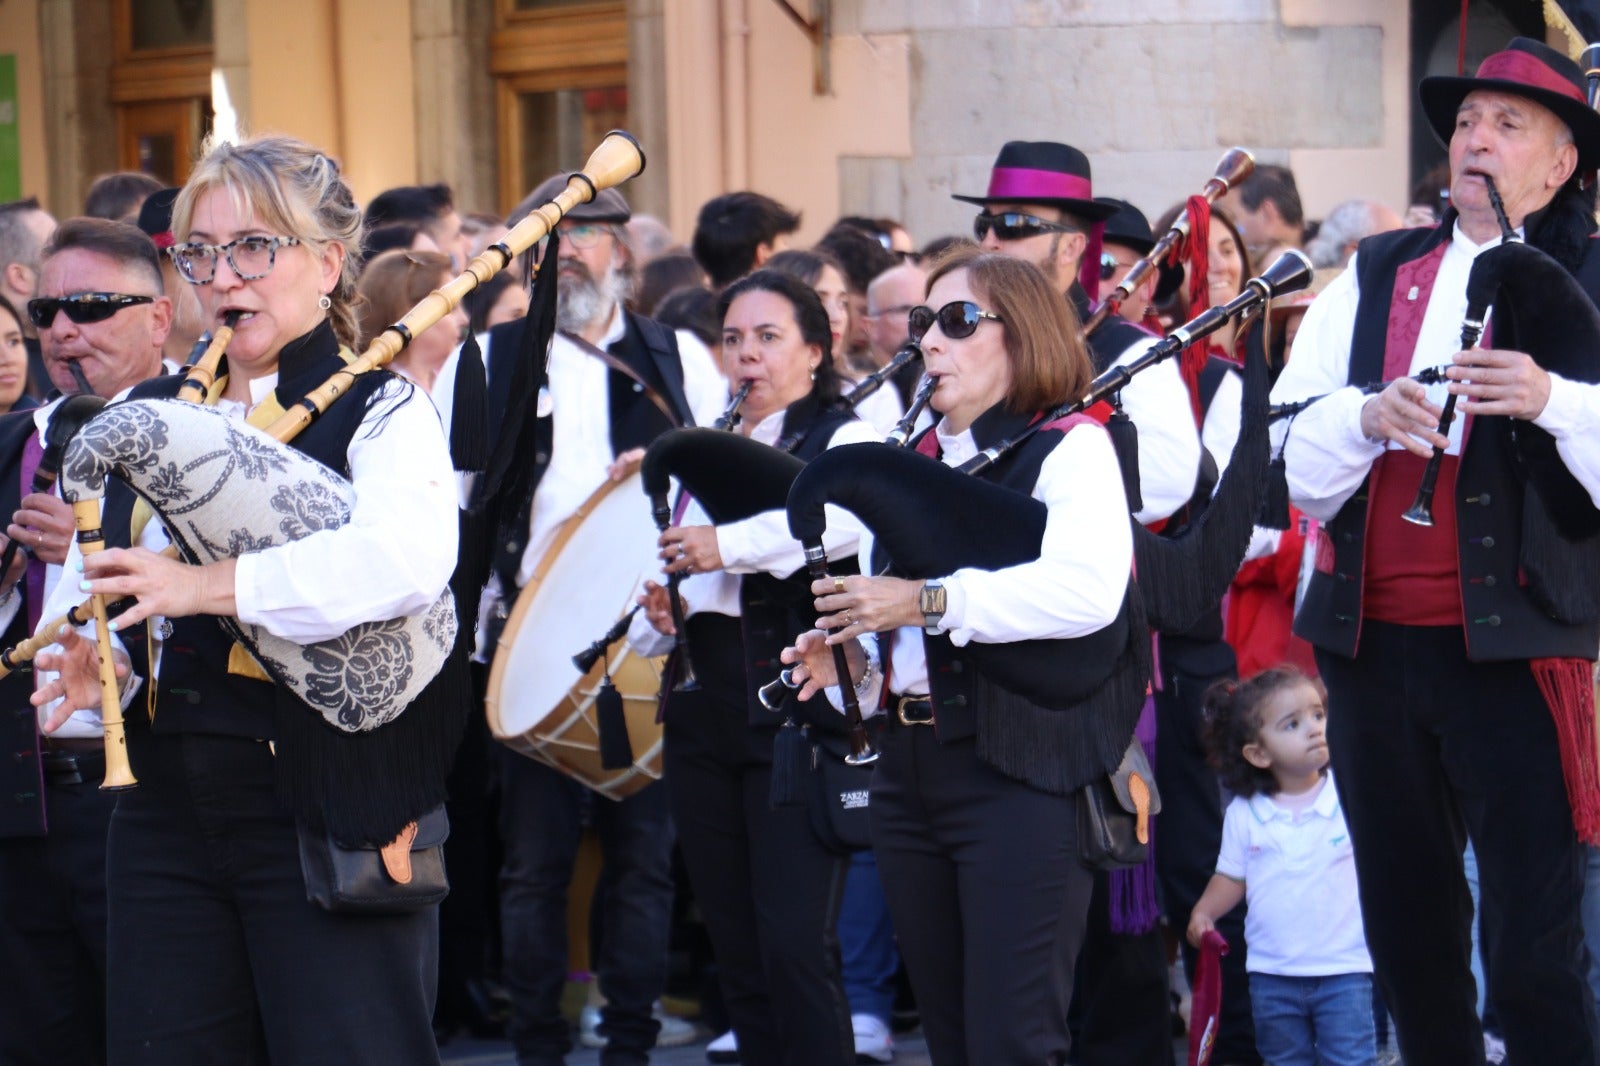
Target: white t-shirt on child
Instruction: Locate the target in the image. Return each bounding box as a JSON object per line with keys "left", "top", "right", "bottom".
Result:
{"left": 1215, "top": 771, "right": 1373, "bottom": 977}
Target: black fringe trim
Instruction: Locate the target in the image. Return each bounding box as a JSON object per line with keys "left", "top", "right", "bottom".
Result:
{"left": 271, "top": 643, "right": 473, "bottom": 846}
{"left": 1135, "top": 319, "right": 1270, "bottom": 633}
{"left": 973, "top": 590, "right": 1152, "bottom": 796}
{"left": 450, "top": 330, "right": 490, "bottom": 474}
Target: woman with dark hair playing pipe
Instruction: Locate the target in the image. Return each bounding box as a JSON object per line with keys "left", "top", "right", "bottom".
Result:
{"left": 779, "top": 246, "right": 1143, "bottom": 1065}
{"left": 628, "top": 268, "right": 878, "bottom": 1066}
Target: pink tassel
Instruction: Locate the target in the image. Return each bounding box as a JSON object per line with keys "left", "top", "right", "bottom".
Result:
{"left": 1531, "top": 657, "right": 1600, "bottom": 845}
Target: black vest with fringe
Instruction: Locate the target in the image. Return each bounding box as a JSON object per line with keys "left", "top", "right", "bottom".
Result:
{"left": 122, "top": 322, "right": 468, "bottom": 843}
{"left": 888, "top": 405, "right": 1150, "bottom": 796}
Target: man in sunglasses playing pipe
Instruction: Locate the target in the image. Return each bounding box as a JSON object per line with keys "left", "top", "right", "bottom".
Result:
{"left": 0, "top": 216, "right": 169, "bottom": 1065}
{"left": 956, "top": 141, "right": 1200, "bottom": 526}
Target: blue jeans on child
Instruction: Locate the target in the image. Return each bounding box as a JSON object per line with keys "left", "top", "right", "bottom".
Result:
{"left": 1250, "top": 972, "right": 1377, "bottom": 1066}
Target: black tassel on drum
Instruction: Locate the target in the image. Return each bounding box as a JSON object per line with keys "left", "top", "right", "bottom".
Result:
{"left": 596, "top": 674, "right": 634, "bottom": 770}
{"left": 1105, "top": 406, "right": 1143, "bottom": 515}
{"left": 769, "top": 718, "right": 808, "bottom": 808}
{"left": 1258, "top": 453, "right": 1291, "bottom": 530}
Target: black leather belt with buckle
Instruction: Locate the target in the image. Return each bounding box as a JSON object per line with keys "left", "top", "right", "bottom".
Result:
{"left": 895, "top": 695, "right": 934, "bottom": 726}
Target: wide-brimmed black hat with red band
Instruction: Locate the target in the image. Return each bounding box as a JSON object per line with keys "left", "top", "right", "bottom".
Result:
{"left": 1419, "top": 36, "right": 1600, "bottom": 171}
{"left": 952, "top": 141, "right": 1118, "bottom": 222}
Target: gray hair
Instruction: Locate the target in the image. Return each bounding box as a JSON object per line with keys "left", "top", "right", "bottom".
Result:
{"left": 1307, "top": 199, "right": 1397, "bottom": 269}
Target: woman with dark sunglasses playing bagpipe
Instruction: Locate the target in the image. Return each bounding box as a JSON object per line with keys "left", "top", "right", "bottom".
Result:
{"left": 777, "top": 247, "right": 1140, "bottom": 1065}
{"left": 777, "top": 243, "right": 1291, "bottom": 1065}
{"left": 627, "top": 269, "right": 877, "bottom": 1066}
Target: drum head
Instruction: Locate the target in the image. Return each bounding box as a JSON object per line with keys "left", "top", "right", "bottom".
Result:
{"left": 485, "top": 470, "right": 661, "bottom": 748}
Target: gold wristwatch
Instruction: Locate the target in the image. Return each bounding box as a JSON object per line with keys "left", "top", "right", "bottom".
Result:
{"left": 919, "top": 579, "right": 946, "bottom": 633}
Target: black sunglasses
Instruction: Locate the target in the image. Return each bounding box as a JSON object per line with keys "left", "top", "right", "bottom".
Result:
{"left": 1099, "top": 251, "right": 1122, "bottom": 282}
{"left": 907, "top": 301, "right": 1003, "bottom": 343}
{"left": 973, "top": 211, "right": 1076, "bottom": 242}
{"left": 27, "top": 293, "right": 155, "bottom": 329}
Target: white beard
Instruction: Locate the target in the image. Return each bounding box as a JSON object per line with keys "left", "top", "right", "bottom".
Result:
{"left": 556, "top": 259, "right": 629, "bottom": 334}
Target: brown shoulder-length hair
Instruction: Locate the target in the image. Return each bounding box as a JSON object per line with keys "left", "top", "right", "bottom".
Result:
{"left": 355, "top": 249, "right": 453, "bottom": 348}
{"left": 923, "top": 246, "right": 1091, "bottom": 413}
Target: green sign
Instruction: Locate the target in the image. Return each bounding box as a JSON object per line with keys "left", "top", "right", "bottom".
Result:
{"left": 0, "top": 56, "right": 18, "bottom": 202}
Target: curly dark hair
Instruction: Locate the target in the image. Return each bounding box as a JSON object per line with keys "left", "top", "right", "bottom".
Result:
{"left": 1201, "top": 664, "right": 1322, "bottom": 797}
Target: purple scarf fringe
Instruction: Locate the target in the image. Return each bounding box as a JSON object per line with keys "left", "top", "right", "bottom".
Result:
{"left": 1109, "top": 694, "right": 1161, "bottom": 935}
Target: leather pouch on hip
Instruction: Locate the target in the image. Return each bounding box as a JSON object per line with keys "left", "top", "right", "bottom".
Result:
{"left": 297, "top": 805, "right": 451, "bottom": 914}
{"left": 1077, "top": 738, "right": 1161, "bottom": 871}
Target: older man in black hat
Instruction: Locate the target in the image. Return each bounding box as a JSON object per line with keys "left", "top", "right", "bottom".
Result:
{"left": 955, "top": 142, "right": 1200, "bottom": 526}
{"left": 1272, "top": 37, "right": 1600, "bottom": 1063}
{"left": 461, "top": 174, "right": 725, "bottom": 1066}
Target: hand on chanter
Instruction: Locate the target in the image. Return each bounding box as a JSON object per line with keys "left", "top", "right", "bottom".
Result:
{"left": 1359, "top": 376, "right": 1448, "bottom": 458}
{"left": 1447, "top": 347, "right": 1551, "bottom": 420}
{"left": 77, "top": 548, "right": 237, "bottom": 630}
{"left": 778, "top": 628, "right": 867, "bottom": 702}
{"left": 32, "top": 624, "right": 132, "bottom": 732}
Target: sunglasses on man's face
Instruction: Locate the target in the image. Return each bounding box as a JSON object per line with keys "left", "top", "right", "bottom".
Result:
{"left": 907, "top": 300, "right": 1003, "bottom": 344}
{"left": 27, "top": 293, "right": 155, "bottom": 329}
{"left": 972, "top": 211, "right": 1076, "bottom": 243}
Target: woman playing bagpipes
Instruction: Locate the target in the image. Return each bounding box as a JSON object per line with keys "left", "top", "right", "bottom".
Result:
{"left": 629, "top": 269, "right": 878, "bottom": 1066}
{"left": 33, "top": 134, "right": 460, "bottom": 1065}
{"left": 779, "top": 246, "right": 1150, "bottom": 1065}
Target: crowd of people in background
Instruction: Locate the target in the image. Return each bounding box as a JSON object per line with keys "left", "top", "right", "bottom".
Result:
{"left": 6, "top": 34, "right": 1600, "bottom": 1066}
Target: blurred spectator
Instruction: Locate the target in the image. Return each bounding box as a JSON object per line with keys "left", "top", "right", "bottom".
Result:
{"left": 356, "top": 249, "right": 467, "bottom": 393}
{"left": 361, "top": 222, "right": 440, "bottom": 266}
{"left": 816, "top": 226, "right": 896, "bottom": 374}
{"left": 918, "top": 234, "right": 975, "bottom": 264}
{"left": 1221, "top": 163, "right": 1305, "bottom": 266}
{"left": 0, "top": 197, "right": 57, "bottom": 399}
{"left": 134, "top": 186, "right": 207, "bottom": 367}
{"left": 462, "top": 272, "right": 529, "bottom": 336}
{"left": 634, "top": 251, "right": 707, "bottom": 317}
{"left": 84, "top": 171, "right": 164, "bottom": 223}
{"left": 628, "top": 214, "right": 677, "bottom": 266}
{"left": 691, "top": 191, "right": 800, "bottom": 289}
{"left": 460, "top": 212, "right": 509, "bottom": 264}
{"left": 1405, "top": 161, "right": 1452, "bottom": 228}
{"left": 367, "top": 183, "right": 469, "bottom": 267}
{"left": 651, "top": 285, "right": 719, "bottom": 352}
{"left": 1305, "top": 199, "right": 1403, "bottom": 269}
{"left": 832, "top": 215, "right": 918, "bottom": 263}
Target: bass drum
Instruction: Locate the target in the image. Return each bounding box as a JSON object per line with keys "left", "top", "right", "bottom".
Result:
{"left": 485, "top": 469, "right": 666, "bottom": 800}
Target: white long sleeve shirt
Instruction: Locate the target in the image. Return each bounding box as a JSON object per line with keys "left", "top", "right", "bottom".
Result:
{"left": 628, "top": 411, "right": 877, "bottom": 657}
{"left": 1271, "top": 222, "right": 1600, "bottom": 520}
{"left": 40, "top": 372, "right": 457, "bottom": 732}
{"left": 843, "top": 418, "right": 1133, "bottom": 709}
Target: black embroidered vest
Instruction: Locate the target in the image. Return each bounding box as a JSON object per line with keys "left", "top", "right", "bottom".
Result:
{"left": 1295, "top": 220, "right": 1600, "bottom": 661}
{"left": 883, "top": 404, "right": 1150, "bottom": 795}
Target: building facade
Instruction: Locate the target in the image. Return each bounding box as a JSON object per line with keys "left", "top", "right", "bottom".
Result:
{"left": 0, "top": 0, "right": 1565, "bottom": 245}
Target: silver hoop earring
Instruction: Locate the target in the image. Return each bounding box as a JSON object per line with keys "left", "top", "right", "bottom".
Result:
{"left": 318, "top": 294, "right": 332, "bottom": 311}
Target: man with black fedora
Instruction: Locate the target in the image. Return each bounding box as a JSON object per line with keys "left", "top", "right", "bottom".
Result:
{"left": 1272, "top": 36, "right": 1600, "bottom": 1063}
{"left": 956, "top": 142, "right": 1200, "bottom": 527}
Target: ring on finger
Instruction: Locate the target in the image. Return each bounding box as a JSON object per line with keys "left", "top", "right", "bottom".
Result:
{"left": 833, "top": 577, "right": 846, "bottom": 594}
{"left": 845, "top": 610, "right": 855, "bottom": 626}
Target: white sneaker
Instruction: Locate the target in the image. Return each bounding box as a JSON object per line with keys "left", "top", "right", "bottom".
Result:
{"left": 706, "top": 1028, "right": 739, "bottom": 1064}
{"left": 579, "top": 1001, "right": 696, "bottom": 1049}
{"left": 654, "top": 1004, "right": 697, "bottom": 1048}
{"left": 852, "top": 1013, "right": 893, "bottom": 1064}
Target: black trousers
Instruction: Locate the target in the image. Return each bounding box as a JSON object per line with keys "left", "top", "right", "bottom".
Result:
{"left": 871, "top": 718, "right": 1094, "bottom": 1066}
{"left": 1318, "top": 621, "right": 1599, "bottom": 1066}
{"left": 1153, "top": 634, "right": 1258, "bottom": 1063}
{"left": 106, "top": 730, "right": 440, "bottom": 1066}
{"left": 497, "top": 750, "right": 675, "bottom": 1066}
{"left": 0, "top": 749, "right": 115, "bottom": 1066}
{"left": 663, "top": 614, "right": 852, "bottom": 1066}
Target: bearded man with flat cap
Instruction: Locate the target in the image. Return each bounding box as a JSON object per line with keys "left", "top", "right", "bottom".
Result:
{"left": 955, "top": 141, "right": 1200, "bottom": 527}
{"left": 457, "top": 175, "right": 724, "bottom": 1066}
{"left": 1273, "top": 37, "right": 1600, "bottom": 1063}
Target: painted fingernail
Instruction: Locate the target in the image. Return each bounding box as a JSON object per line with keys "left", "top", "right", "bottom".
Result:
{"left": 58, "top": 624, "right": 71, "bottom": 638}
{"left": 78, "top": 580, "right": 91, "bottom": 592}
{"left": 108, "top": 621, "right": 119, "bottom": 633}
{"left": 73, "top": 560, "right": 83, "bottom": 573}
